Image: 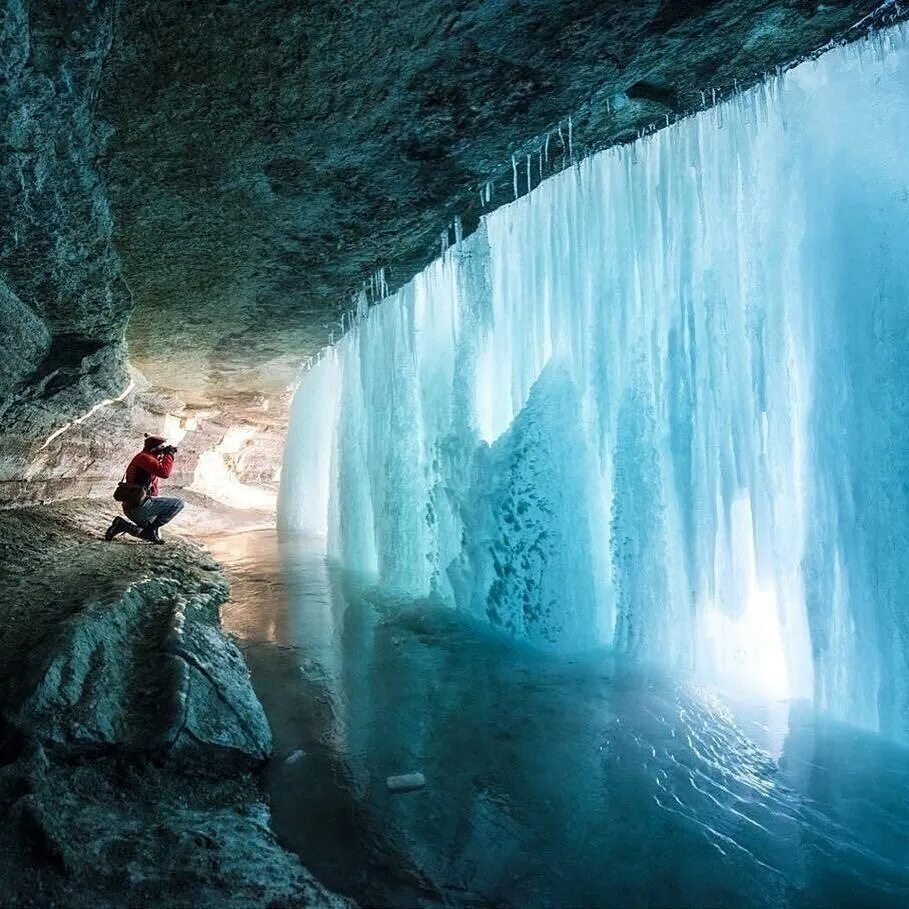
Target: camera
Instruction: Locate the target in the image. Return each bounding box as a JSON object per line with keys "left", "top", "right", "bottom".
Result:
{"left": 156, "top": 443, "right": 178, "bottom": 456}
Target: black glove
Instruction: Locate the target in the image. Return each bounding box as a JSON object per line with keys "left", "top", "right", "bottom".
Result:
{"left": 160, "top": 444, "right": 178, "bottom": 456}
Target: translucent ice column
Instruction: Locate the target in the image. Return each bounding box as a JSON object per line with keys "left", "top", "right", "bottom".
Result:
{"left": 280, "top": 25, "right": 909, "bottom": 741}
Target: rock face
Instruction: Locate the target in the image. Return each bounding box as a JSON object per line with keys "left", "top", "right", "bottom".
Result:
{"left": 0, "top": 501, "right": 349, "bottom": 908}
{"left": 0, "top": 2, "right": 284, "bottom": 507}
{"left": 0, "top": 0, "right": 132, "bottom": 493}
{"left": 8, "top": 575, "right": 273, "bottom": 772}
{"left": 100, "top": 0, "right": 897, "bottom": 409}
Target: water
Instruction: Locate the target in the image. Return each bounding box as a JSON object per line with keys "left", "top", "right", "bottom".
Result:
{"left": 209, "top": 530, "right": 909, "bottom": 909}
{"left": 279, "top": 24, "right": 909, "bottom": 741}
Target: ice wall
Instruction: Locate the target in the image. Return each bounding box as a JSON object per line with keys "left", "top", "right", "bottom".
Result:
{"left": 280, "top": 26, "right": 909, "bottom": 740}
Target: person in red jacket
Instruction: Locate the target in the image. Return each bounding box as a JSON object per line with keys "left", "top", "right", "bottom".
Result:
{"left": 105, "top": 435, "right": 185, "bottom": 544}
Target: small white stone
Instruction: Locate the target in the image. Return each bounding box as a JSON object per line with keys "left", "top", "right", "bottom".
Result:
{"left": 285, "top": 748, "right": 306, "bottom": 765}
{"left": 385, "top": 772, "right": 425, "bottom": 793}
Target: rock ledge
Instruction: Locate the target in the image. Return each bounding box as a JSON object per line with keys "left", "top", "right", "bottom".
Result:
{"left": 0, "top": 501, "right": 350, "bottom": 909}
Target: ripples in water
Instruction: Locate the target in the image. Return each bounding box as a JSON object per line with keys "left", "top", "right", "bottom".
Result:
{"left": 208, "top": 530, "right": 909, "bottom": 908}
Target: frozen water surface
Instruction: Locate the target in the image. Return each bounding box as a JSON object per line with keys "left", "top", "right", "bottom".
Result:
{"left": 211, "top": 531, "right": 909, "bottom": 909}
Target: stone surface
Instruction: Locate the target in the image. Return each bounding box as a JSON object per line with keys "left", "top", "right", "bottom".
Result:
{"left": 0, "top": 0, "right": 132, "bottom": 488}
{"left": 165, "top": 596, "right": 275, "bottom": 772}
{"left": 7, "top": 574, "right": 274, "bottom": 772}
{"left": 0, "top": 501, "right": 349, "bottom": 908}
{"left": 100, "top": 0, "right": 898, "bottom": 408}
{"left": 0, "top": 367, "right": 283, "bottom": 508}
{"left": 0, "top": 2, "right": 286, "bottom": 506}
{"left": 386, "top": 772, "right": 426, "bottom": 793}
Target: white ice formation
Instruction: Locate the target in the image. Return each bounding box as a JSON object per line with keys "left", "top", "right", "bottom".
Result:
{"left": 280, "top": 25, "right": 909, "bottom": 741}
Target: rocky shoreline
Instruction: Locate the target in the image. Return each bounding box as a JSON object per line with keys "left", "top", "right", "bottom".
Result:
{"left": 0, "top": 501, "right": 347, "bottom": 908}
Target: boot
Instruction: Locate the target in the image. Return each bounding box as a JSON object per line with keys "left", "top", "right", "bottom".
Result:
{"left": 105, "top": 516, "right": 142, "bottom": 542}
{"left": 139, "top": 520, "right": 165, "bottom": 544}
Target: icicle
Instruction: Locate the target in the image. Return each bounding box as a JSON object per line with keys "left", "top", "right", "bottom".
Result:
{"left": 526, "top": 153, "right": 532, "bottom": 195}
{"left": 512, "top": 154, "right": 519, "bottom": 199}
{"left": 544, "top": 132, "right": 550, "bottom": 164}
{"left": 454, "top": 215, "right": 463, "bottom": 247}
{"left": 568, "top": 115, "right": 574, "bottom": 164}
{"left": 485, "top": 182, "right": 491, "bottom": 203}
{"left": 440, "top": 228, "right": 449, "bottom": 256}
{"left": 539, "top": 149, "right": 544, "bottom": 180}
{"left": 282, "top": 25, "right": 909, "bottom": 738}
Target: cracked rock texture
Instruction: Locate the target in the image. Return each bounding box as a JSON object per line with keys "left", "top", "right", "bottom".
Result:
{"left": 0, "top": 501, "right": 349, "bottom": 908}
{"left": 0, "top": 0, "right": 132, "bottom": 495}
{"left": 8, "top": 574, "right": 273, "bottom": 772}
{"left": 101, "top": 0, "right": 895, "bottom": 408}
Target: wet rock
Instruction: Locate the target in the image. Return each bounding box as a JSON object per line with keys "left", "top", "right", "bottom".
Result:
{"left": 9, "top": 793, "right": 69, "bottom": 873}
{"left": 6, "top": 572, "right": 271, "bottom": 773}
{"left": 0, "top": 501, "right": 350, "bottom": 908}
{"left": 164, "top": 601, "right": 274, "bottom": 772}
{"left": 0, "top": 0, "right": 132, "bottom": 492}
{"left": 8, "top": 578, "right": 183, "bottom": 755}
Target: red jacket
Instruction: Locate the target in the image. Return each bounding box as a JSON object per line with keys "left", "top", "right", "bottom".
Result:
{"left": 125, "top": 450, "right": 174, "bottom": 499}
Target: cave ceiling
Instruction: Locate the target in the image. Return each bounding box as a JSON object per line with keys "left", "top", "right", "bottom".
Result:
{"left": 98, "top": 0, "right": 887, "bottom": 408}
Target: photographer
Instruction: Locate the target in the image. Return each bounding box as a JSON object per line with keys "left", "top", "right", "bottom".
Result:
{"left": 105, "top": 434, "right": 185, "bottom": 544}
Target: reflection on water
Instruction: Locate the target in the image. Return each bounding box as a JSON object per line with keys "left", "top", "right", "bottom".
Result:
{"left": 207, "top": 530, "right": 909, "bottom": 909}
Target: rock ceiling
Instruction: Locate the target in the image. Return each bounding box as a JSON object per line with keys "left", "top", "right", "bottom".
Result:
{"left": 0, "top": 0, "right": 897, "bottom": 487}
{"left": 99, "top": 0, "right": 890, "bottom": 407}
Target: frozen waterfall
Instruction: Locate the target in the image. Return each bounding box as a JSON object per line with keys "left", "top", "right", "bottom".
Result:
{"left": 280, "top": 25, "right": 909, "bottom": 742}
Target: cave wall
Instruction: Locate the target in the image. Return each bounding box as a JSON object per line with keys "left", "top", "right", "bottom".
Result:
{"left": 0, "top": 0, "right": 132, "bottom": 502}
{"left": 0, "top": 1, "right": 281, "bottom": 508}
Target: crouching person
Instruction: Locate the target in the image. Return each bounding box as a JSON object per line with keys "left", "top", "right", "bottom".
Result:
{"left": 106, "top": 435, "right": 185, "bottom": 544}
